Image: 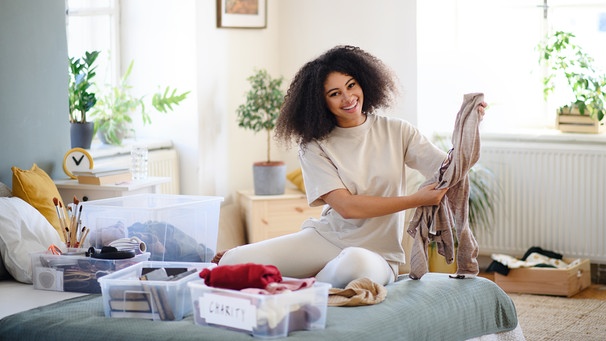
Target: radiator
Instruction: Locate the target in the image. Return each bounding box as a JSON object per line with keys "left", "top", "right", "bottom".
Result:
{"left": 476, "top": 138, "right": 606, "bottom": 263}
{"left": 147, "top": 149, "right": 180, "bottom": 194}
{"left": 92, "top": 148, "right": 180, "bottom": 194}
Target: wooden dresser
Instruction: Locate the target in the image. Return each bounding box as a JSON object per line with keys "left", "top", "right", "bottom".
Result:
{"left": 238, "top": 189, "right": 324, "bottom": 243}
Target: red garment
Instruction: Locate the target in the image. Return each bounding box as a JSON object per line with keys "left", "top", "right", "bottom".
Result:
{"left": 199, "top": 263, "right": 282, "bottom": 290}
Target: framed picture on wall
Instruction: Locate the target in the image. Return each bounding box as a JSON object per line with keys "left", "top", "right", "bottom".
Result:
{"left": 216, "top": 0, "right": 267, "bottom": 29}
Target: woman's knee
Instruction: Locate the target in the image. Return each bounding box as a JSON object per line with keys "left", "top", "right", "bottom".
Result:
{"left": 217, "top": 245, "right": 253, "bottom": 266}
{"left": 318, "top": 247, "right": 392, "bottom": 287}
{"left": 339, "top": 247, "right": 381, "bottom": 266}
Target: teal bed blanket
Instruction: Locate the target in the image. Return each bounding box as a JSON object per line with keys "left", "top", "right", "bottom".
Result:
{"left": 0, "top": 273, "right": 517, "bottom": 340}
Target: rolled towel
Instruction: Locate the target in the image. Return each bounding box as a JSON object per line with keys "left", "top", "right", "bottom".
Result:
{"left": 108, "top": 237, "right": 147, "bottom": 254}
{"left": 328, "top": 277, "right": 387, "bottom": 307}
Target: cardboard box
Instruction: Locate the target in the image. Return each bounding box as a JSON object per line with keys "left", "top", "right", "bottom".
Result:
{"left": 98, "top": 261, "right": 215, "bottom": 321}
{"left": 31, "top": 250, "right": 150, "bottom": 293}
{"left": 188, "top": 279, "right": 331, "bottom": 338}
{"left": 81, "top": 194, "right": 223, "bottom": 263}
{"left": 494, "top": 258, "right": 591, "bottom": 297}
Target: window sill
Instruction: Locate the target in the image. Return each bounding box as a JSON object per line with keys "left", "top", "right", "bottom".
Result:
{"left": 435, "top": 127, "right": 606, "bottom": 147}
{"left": 479, "top": 127, "right": 606, "bottom": 145}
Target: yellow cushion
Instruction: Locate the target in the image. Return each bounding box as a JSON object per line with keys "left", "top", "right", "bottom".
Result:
{"left": 11, "top": 164, "right": 65, "bottom": 242}
{"left": 286, "top": 168, "right": 306, "bottom": 193}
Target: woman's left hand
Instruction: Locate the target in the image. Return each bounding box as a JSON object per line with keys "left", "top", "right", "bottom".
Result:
{"left": 478, "top": 101, "right": 487, "bottom": 119}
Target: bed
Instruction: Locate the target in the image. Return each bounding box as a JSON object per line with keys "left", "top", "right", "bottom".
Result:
{"left": 0, "top": 272, "right": 523, "bottom": 340}
{"left": 0, "top": 168, "right": 524, "bottom": 340}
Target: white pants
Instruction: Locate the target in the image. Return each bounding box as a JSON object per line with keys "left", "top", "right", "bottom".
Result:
{"left": 218, "top": 228, "right": 396, "bottom": 288}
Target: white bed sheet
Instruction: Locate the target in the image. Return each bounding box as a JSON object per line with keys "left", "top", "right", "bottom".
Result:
{"left": 0, "top": 280, "right": 85, "bottom": 319}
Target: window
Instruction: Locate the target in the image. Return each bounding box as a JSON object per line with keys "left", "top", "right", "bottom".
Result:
{"left": 417, "top": 0, "right": 606, "bottom": 134}
{"left": 66, "top": 1, "right": 606, "bottom": 134}
{"left": 65, "top": 0, "right": 120, "bottom": 87}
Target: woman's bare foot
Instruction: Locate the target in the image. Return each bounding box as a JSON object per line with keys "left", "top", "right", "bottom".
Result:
{"left": 211, "top": 250, "right": 227, "bottom": 264}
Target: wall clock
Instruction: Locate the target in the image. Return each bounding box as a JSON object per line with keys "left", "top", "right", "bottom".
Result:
{"left": 62, "top": 147, "right": 94, "bottom": 179}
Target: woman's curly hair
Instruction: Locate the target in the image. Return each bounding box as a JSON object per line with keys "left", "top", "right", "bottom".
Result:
{"left": 275, "top": 45, "right": 398, "bottom": 148}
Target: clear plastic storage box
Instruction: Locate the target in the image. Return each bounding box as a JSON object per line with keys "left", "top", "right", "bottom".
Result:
{"left": 98, "top": 260, "right": 215, "bottom": 321}
{"left": 188, "top": 279, "right": 331, "bottom": 338}
{"left": 31, "top": 249, "right": 150, "bottom": 293}
{"left": 80, "top": 194, "right": 223, "bottom": 263}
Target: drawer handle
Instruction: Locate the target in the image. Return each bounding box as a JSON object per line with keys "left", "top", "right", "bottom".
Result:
{"left": 294, "top": 207, "right": 304, "bottom": 213}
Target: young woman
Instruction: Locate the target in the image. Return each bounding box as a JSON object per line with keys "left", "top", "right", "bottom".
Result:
{"left": 218, "top": 45, "right": 486, "bottom": 288}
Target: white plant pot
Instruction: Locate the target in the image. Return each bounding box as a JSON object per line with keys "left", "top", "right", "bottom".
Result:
{"left": 253, "top": 161, "right": 286, "bottom": 195}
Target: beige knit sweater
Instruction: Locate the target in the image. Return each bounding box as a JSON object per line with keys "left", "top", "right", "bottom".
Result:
{"left": 407, "top": 93, "right": 484, "bottom": 280}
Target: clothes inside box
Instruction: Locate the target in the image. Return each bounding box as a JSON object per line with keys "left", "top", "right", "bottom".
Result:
{"left": 89, "top": 220, "right": 215, "bottom": 262}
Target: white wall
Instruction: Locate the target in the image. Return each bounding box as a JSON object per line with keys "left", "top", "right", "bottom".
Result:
{"left": 121, "top": 0, "right": 419, "bottom": 205}
{"left": 277, "top": 0, "right": 418, "bottom": 125}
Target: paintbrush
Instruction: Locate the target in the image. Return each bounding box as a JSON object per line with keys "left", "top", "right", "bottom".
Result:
{"left": 78, "top": 227, "right": 90, "bottom": 248}
{"left": 75, "top": 226, "right": 87, "bottom": 248}
{"left": 53, "top": 198, "right": 69, "bottom": 244}
{"left": 69, "top": 205, "right": 78, "bottom": 241}
{"left": 75, "top": 205, "right": 83, "bottom": 240}
{"left": 73, "top": 196, "right": 82, "bottom": 243}
{"left": 58, "top": 201, "right": 67, "bottom": 228}
{"left": 64, "top": 227, "right": 70, "bottom": 247}
{"left": 52, "top": 197, "right": 61, "bottom": 221}
{"left": 59, "top": 201, "right": 76, "bottom": 247}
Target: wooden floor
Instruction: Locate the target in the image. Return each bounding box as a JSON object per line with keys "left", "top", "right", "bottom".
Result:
{"left": 571, "top": 284, "right": 606, "bottom": 300}
{"left": 480, "top": 272, "right": 606, "bottom": 300}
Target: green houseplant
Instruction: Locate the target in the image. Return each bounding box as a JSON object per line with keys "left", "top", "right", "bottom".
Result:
{"left": 537, "top": 30, "right": 606, "bottom": 133}
{"left": 90, "top": 60, "right": 190, "bottom": 145}
{"left": 68, "top": 50, "right": 100, "bottom": 148}
{"left": 236, "top": 69, "right": 286, "bottom": 195}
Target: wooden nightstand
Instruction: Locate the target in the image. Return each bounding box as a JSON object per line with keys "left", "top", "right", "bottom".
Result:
{"left": 54, "top": 176, "right": 171, "bottom": 203}
{"left": 238, "top": 189, "right": 324, "bottom": 243}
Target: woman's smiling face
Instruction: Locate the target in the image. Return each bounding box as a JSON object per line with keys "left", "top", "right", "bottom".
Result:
{"left": 324, "top": 71, "right": 365, "bottom": 128}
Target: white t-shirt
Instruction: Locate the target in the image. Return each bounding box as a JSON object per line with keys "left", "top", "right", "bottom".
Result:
{"left": 298, "top": 114, "right": 446, "bottom": 264}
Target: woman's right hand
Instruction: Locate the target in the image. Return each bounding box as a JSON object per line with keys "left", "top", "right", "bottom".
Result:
{"left": 413, "top": 182, "right": 448, "bottom": 207}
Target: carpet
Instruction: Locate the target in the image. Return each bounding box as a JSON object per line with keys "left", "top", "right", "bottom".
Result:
{"left": 509, "top": 293, "right": 606, "bottom": 340}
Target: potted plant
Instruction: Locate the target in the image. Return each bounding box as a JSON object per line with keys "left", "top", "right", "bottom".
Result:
{"left": 90, "top": 60, "right": 190, "bottom": 145}
{"left": 68, "top": 50, "right": 100, "bottom": 149}
{"left": 236, "top": 69, "right": 286, "bottom": 195}
{"left": 537, "top": 30, "right": 606, "bottom": 133}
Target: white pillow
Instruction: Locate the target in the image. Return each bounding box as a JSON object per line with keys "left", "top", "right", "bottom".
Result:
{"left": 0, "top": 197, "right": 64, "bottom": 283}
